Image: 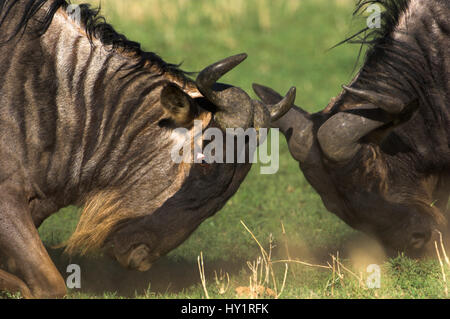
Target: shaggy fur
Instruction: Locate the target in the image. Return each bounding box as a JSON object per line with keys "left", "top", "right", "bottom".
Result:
{"left": 0, "top": 0, "right": 187, "bottom": 76}
{"left": 64, "top": 190, "right": 125, "bottom": 255}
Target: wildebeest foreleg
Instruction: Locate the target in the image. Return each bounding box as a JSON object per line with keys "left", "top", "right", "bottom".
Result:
{"left": 0, "top": 269, "right": 32, "bottom": 298}
{"left": 0, "top": 189, "right": 66, "bottom": 298}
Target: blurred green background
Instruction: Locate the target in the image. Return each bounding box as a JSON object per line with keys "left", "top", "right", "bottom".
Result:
{"left": 29, "top": 0, "right": 449, "bottom": 299}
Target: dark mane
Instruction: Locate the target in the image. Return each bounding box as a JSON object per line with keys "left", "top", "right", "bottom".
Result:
{"left": 338, "top": 0, "right": 450, "bottom": 169}
{"left": 0, "top": 0, "right": 187, "bottom": 77}
{"left": 338, "top": 0, "right": 435, "bottom": 111}
{"left": 336, "top": 0, "right": 411, "bottom": 68}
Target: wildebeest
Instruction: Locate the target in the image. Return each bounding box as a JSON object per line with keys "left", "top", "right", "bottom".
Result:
{"left": 254, "top": 0, "right": 449, "bottom": 255}
{"left": 0, "top": 0, "right": 296, "bottom": 298}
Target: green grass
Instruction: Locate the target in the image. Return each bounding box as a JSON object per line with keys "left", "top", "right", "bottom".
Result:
{"left": 29, "top": 0, "right": 450, "bottom": 299}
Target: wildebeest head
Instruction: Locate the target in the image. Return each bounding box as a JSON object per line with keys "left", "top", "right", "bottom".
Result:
{"left": 252, "top": 0, "right": 450, "bottom": 256}
{"left": 64, "top": 53, "right": 295, "bottom": 271}
{"left": 253, "top": 82, "right": 448, "bottom": 256}
{"left": 38, "top": 1, "right": 299, "bottom": 272}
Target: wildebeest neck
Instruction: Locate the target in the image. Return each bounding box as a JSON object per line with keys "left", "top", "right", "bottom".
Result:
{"left": 107, "top": 161, "right": 252, "bottom": 265}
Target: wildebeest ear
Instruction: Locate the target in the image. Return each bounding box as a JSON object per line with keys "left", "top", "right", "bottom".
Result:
{"left": 365, "top": 99, "right": 420, "bottom": 145}
{"left": 160, "top": 83, "right": 197, "bottom": 127}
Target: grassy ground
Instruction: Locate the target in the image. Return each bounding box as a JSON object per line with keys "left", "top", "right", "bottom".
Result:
{"left": 29, "top": 0, "right": 450, "bottom": 299}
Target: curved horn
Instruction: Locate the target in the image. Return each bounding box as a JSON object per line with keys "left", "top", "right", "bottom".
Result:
{"left": 317, "top": 106, "right": 388, "bottom": 162}
{"left": 196, "top": 54, "right": 254, "bottom": 130}
{"left": 196, "top": 53, "right": 247, "bottom": 103}
{"left": 342, "top": 85, "right": 404, "bottom": 114}
{"left": 253, "top": 83, "right": 314, "bottom": 164}
{"left": 267, "top": 87, "right": 296, "bottom": 121}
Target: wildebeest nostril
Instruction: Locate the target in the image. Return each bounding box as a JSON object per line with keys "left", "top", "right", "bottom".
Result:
{"left": 410, "top": 232, "right": 430, "bottom": 249}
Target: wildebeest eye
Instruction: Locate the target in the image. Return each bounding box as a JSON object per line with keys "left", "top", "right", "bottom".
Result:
{"left": 195, "top": 152, "right": 211, "bottom": 168}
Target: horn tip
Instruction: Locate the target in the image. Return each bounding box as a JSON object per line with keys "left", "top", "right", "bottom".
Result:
{"left": 342, "top": 85, "right": 351, "bottom": 91}
{"left": 235, "top": 53, "right": 248, "bottom": 61}
{"left": 228, "top": 53, "right": 248, "bottom": 66}
{"left": 288, "top": 86, "right": 296, "bottom": 96}
{"left": 286, "top": 87, "right": 297, "bottom": 102}
{"left": 224, "top": 53, "right": 247, "bottom": 66}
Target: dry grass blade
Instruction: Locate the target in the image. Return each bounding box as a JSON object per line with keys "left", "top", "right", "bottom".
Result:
{"left": 280, "top": 221, "right": 298, "bottom": 280}
{"left": 277, "top": 263, "right": 289, "bottom": 299}
{"left": 434, "top": 230, "right": 449, "bottom": 298}
{"left": 434, "top": 241, "right": 448, "bottom": 297}
{"left": 272, "top": 259, "right": 332, "bottom": 270}
{"left": 197, "top": 252, "right": 210, "bottom": 299}
{"left": 247, "top": 257, "right": 263, "bottom": 298}
{"left": 332, "top": 254, "right": 366, "bottom": 288}
{"left": 267, "top": 234, "right": 278, "bottom": 294}
{"left": 214, "top": 270, "right": 230, "bottom": 295}
{"left": 280, "top": 221, "right": 291, "bottom": 261}
{"left": 240, "top": 220, "right": 268, "bottom": 260}
{"left": 240, "top": 220, "right": 288, "bottom": 298}
{"left": 436, "top": 230, "right": 450, "bottom": 267}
